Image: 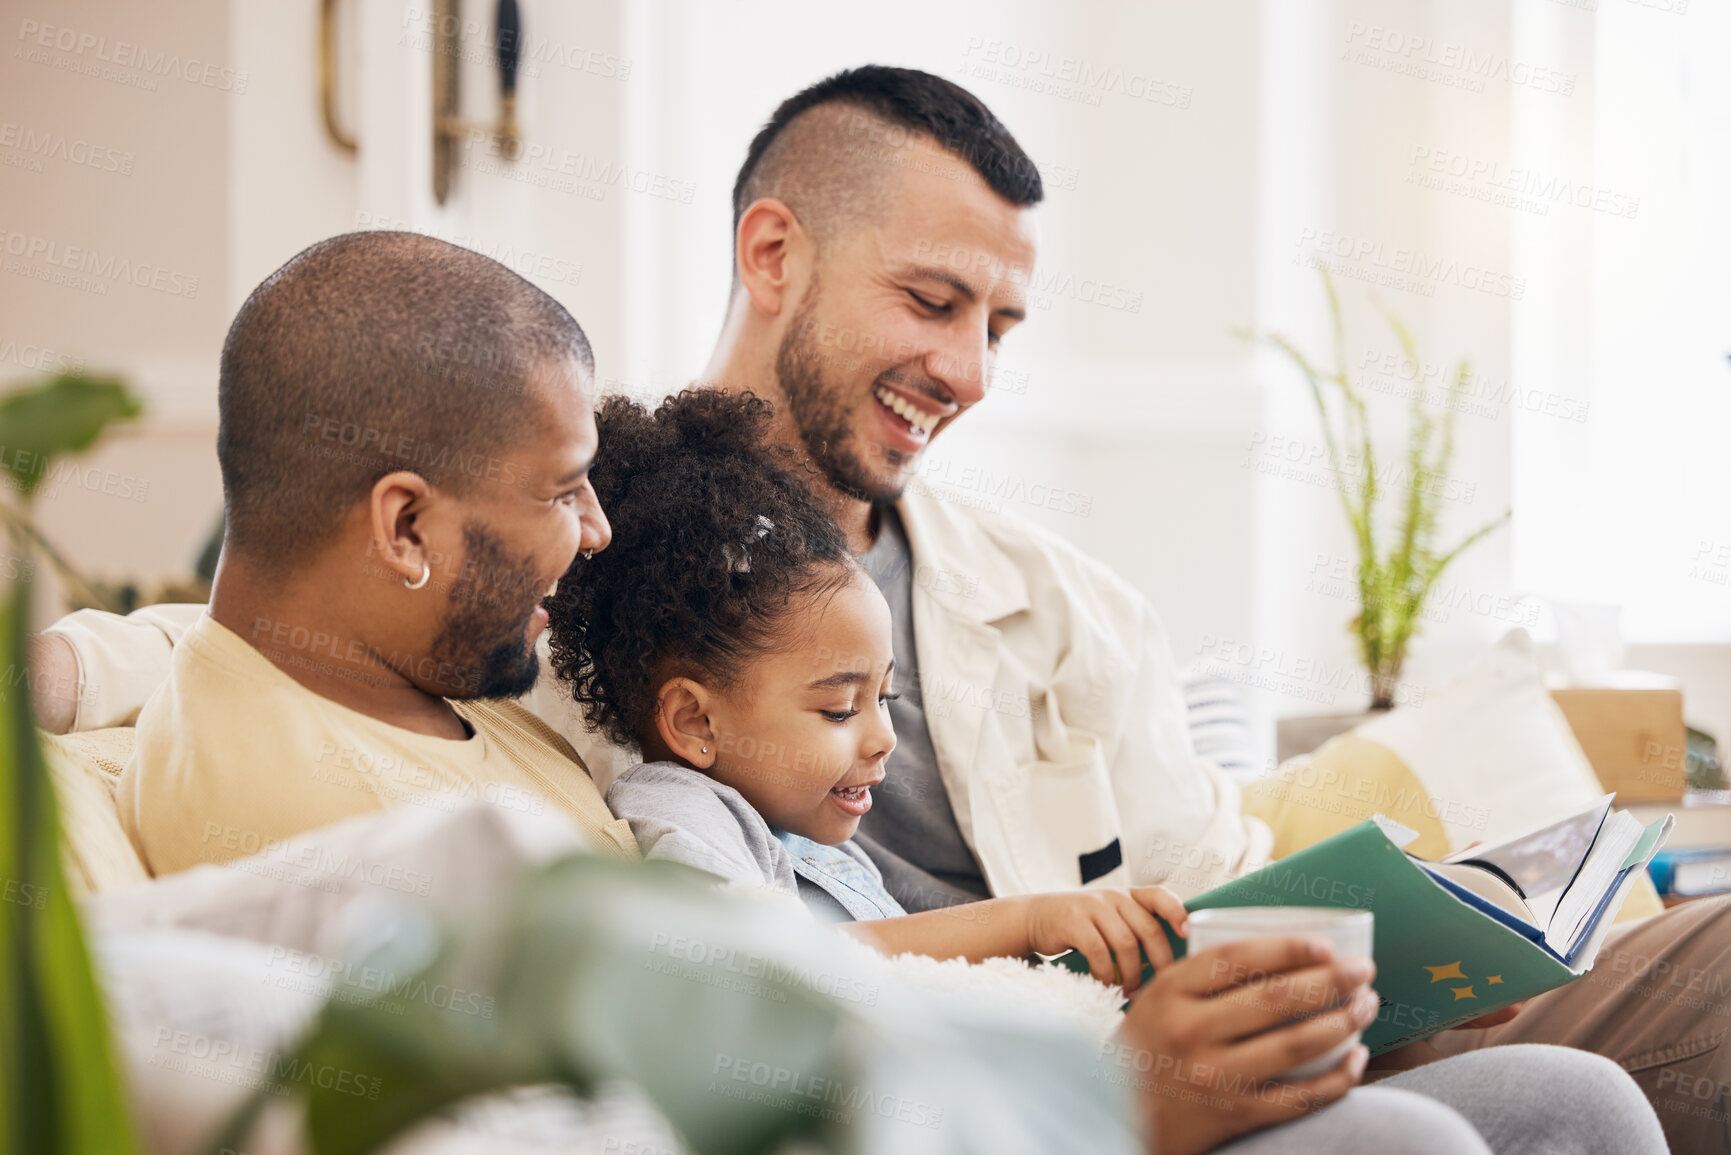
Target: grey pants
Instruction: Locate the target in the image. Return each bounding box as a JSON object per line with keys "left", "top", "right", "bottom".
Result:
{"left": 1217, "top": 1045, "right": 1669, "bottom": 1154}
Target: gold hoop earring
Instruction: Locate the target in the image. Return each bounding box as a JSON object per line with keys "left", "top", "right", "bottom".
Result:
{"left": 404, "top": 561, "right": 431, "bottom": 590}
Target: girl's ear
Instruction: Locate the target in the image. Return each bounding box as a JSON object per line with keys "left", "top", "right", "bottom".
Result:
{"left": 655, "top": 677, "right": 718, "bottom": 770}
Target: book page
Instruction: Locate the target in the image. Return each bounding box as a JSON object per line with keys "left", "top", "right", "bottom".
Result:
{"left": 1448, "top": 795, "right": 1613, "bottom": 925}
{"left": 1566, "top": 815, "right": 1675, "bottom": 970}
{"left": 1419, "top": 862, "right": 1536, "bottom": 924}
{"left": 1548, "top": 810, "right": 1643, "bottom": 956}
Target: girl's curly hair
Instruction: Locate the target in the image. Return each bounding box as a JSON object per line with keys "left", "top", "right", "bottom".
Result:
{"left": 545, "top": 389, "right": 858, "bottom": 749}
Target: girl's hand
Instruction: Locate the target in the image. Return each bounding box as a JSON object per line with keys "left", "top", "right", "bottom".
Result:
{"left": 1024, "top": 886, "right": 1190, "bottom": 993}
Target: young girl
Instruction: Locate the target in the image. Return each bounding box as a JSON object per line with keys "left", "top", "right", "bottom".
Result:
{"left": 546, "top": 389, "right": 1187, "bottom": 989}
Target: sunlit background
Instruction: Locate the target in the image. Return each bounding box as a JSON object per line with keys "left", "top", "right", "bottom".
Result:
{"left": 3, "top": 0, "right": 1726, "bottom": 763}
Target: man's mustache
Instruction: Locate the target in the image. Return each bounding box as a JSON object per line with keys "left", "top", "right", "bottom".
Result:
{"left": 875, "top": 367, "right": 954, "bottom": 410}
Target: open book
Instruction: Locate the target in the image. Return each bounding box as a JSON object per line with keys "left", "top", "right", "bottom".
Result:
{"left": 1051, "top": 804, "right": 1672, "bottom": 1054}
{"left": 1420, "top": 795, "right": 1653, "bottom": 965}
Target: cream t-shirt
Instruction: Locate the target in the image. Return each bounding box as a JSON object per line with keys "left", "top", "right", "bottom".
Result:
{"left": 117, "top": 614, "right": 638, "bottom": 876}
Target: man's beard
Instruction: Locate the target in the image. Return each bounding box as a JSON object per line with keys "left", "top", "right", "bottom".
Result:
{"left": 428, "top": 522, "right": 546, "bottom": 700}
{"left": 775, "top": 282, "right": 912, "bottom": 504}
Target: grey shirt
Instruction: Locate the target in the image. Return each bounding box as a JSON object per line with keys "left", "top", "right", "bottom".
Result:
{"left": 854, "top": 506, "right": 992, "bottom": 911}
{"left": 604, "top": 761, "right": 891, "bottom": 922}
{"left": 606, "top": 761, "right": 800, "bottom": 894}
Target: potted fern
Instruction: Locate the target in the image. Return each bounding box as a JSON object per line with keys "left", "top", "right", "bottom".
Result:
{"left": 1249, "top": 273, "right": 1511, "bottom": 715}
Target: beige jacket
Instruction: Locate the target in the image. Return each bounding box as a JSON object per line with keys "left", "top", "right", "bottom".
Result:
{"left": 873, "top": 481, "right": 1270, "bottom": 896}
{"left": 48, "top": 482, "right": 1268, "bottom": 897}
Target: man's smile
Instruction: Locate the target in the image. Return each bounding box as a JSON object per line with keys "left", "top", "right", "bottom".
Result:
{"left": 871, "top": 380, "right": 958, "bottom": 456}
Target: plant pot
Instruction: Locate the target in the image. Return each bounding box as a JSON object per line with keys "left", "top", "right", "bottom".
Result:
{"left": 1275, "top": 706, "right": 1391, "bottom": 766}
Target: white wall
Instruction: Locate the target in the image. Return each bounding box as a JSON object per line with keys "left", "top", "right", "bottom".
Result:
{"left": 2, "top": 0, "right": 233, "bottom": 620}
{"left": 1248, "top": 0, "right": 1526, "bottom": 737}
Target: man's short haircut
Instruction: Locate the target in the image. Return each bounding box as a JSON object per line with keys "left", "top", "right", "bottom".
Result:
{"left": 730, "top": 65, "right": 1043, "bottom": 268}
{"left": 217, "top": 231, "right": 592, "bottom": 564}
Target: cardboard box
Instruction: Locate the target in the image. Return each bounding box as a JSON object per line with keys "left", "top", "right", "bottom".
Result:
{"left": 1550, "top": 687, "right": 1688, "bottom": 803}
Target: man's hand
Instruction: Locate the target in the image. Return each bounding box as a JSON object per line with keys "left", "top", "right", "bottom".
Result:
{"left": 1115, "top": 935, "right": 1378, "bottom": 1155}
{"left": 1367, "top": 999, "right": 1529, "bottom": 1074}
{"left": 1024, "top": 885, "right": 1190, "bottom": 993}
{"left": 27, "top": 633, "right": 80, "bottom": 734}
{"left": 1455, "top": 1000, "right": 1526, "bottom": 1030}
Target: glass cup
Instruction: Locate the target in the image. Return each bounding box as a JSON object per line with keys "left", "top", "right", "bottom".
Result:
{"left": 1186, "top": 906, "right": 1375, "bottom": 1079}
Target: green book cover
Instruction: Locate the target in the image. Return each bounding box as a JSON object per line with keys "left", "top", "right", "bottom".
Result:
{"left": 1053, "top": 816, "right": 1670, "bottom": 1055}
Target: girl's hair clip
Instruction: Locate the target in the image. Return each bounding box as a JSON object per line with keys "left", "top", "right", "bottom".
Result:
{"left": 724, "top": 515, "right": 776, "bottom": 574}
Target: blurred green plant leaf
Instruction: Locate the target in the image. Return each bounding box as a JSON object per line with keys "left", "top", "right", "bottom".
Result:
{"left": 0, "top": 375, "right": 141, "bottom": 498}
{"left": 0, "top": 583, "right": 137, "bottom": 1155}
{"left": 0, "top": 369, "right": 144, "bottom": 1153}
{"left": 244, "top": 856, "right": 850, "bottom": 1155}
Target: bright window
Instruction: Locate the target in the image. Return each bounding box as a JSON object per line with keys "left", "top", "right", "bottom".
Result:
{"left": 1512, "top": 2, "right": 1731, "bottom": 642}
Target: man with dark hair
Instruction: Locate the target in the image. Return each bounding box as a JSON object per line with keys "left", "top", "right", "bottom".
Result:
{"left": 730, "top": 65, "right": 1043, "bottom": 267}
{"left": 696, "top": 65, "right": 1267, "bottom": 914}
{"left": 113, "top": 231, "right": 634, "bottom": 875}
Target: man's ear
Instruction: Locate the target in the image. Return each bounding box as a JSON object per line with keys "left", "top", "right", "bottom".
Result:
{"left": 655, "top": 677, "right": 718, "bottom": 769}
{"left": 368, "top": 470, "right": 435, "bottom": 587}
{"left": 735, "top": 197, "right": 809, "bottom": 318}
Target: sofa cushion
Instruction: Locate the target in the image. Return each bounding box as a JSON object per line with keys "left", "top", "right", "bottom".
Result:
{"left": 42, "top": 726, "right": 147, "bottom": 894}
{"left": 1248, "top": 731, "right": 1453, "bottom": 861}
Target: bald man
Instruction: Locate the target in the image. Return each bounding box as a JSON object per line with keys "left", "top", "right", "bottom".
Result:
{"left": 114, "top": 231, "right": 634, "bottom": 874}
